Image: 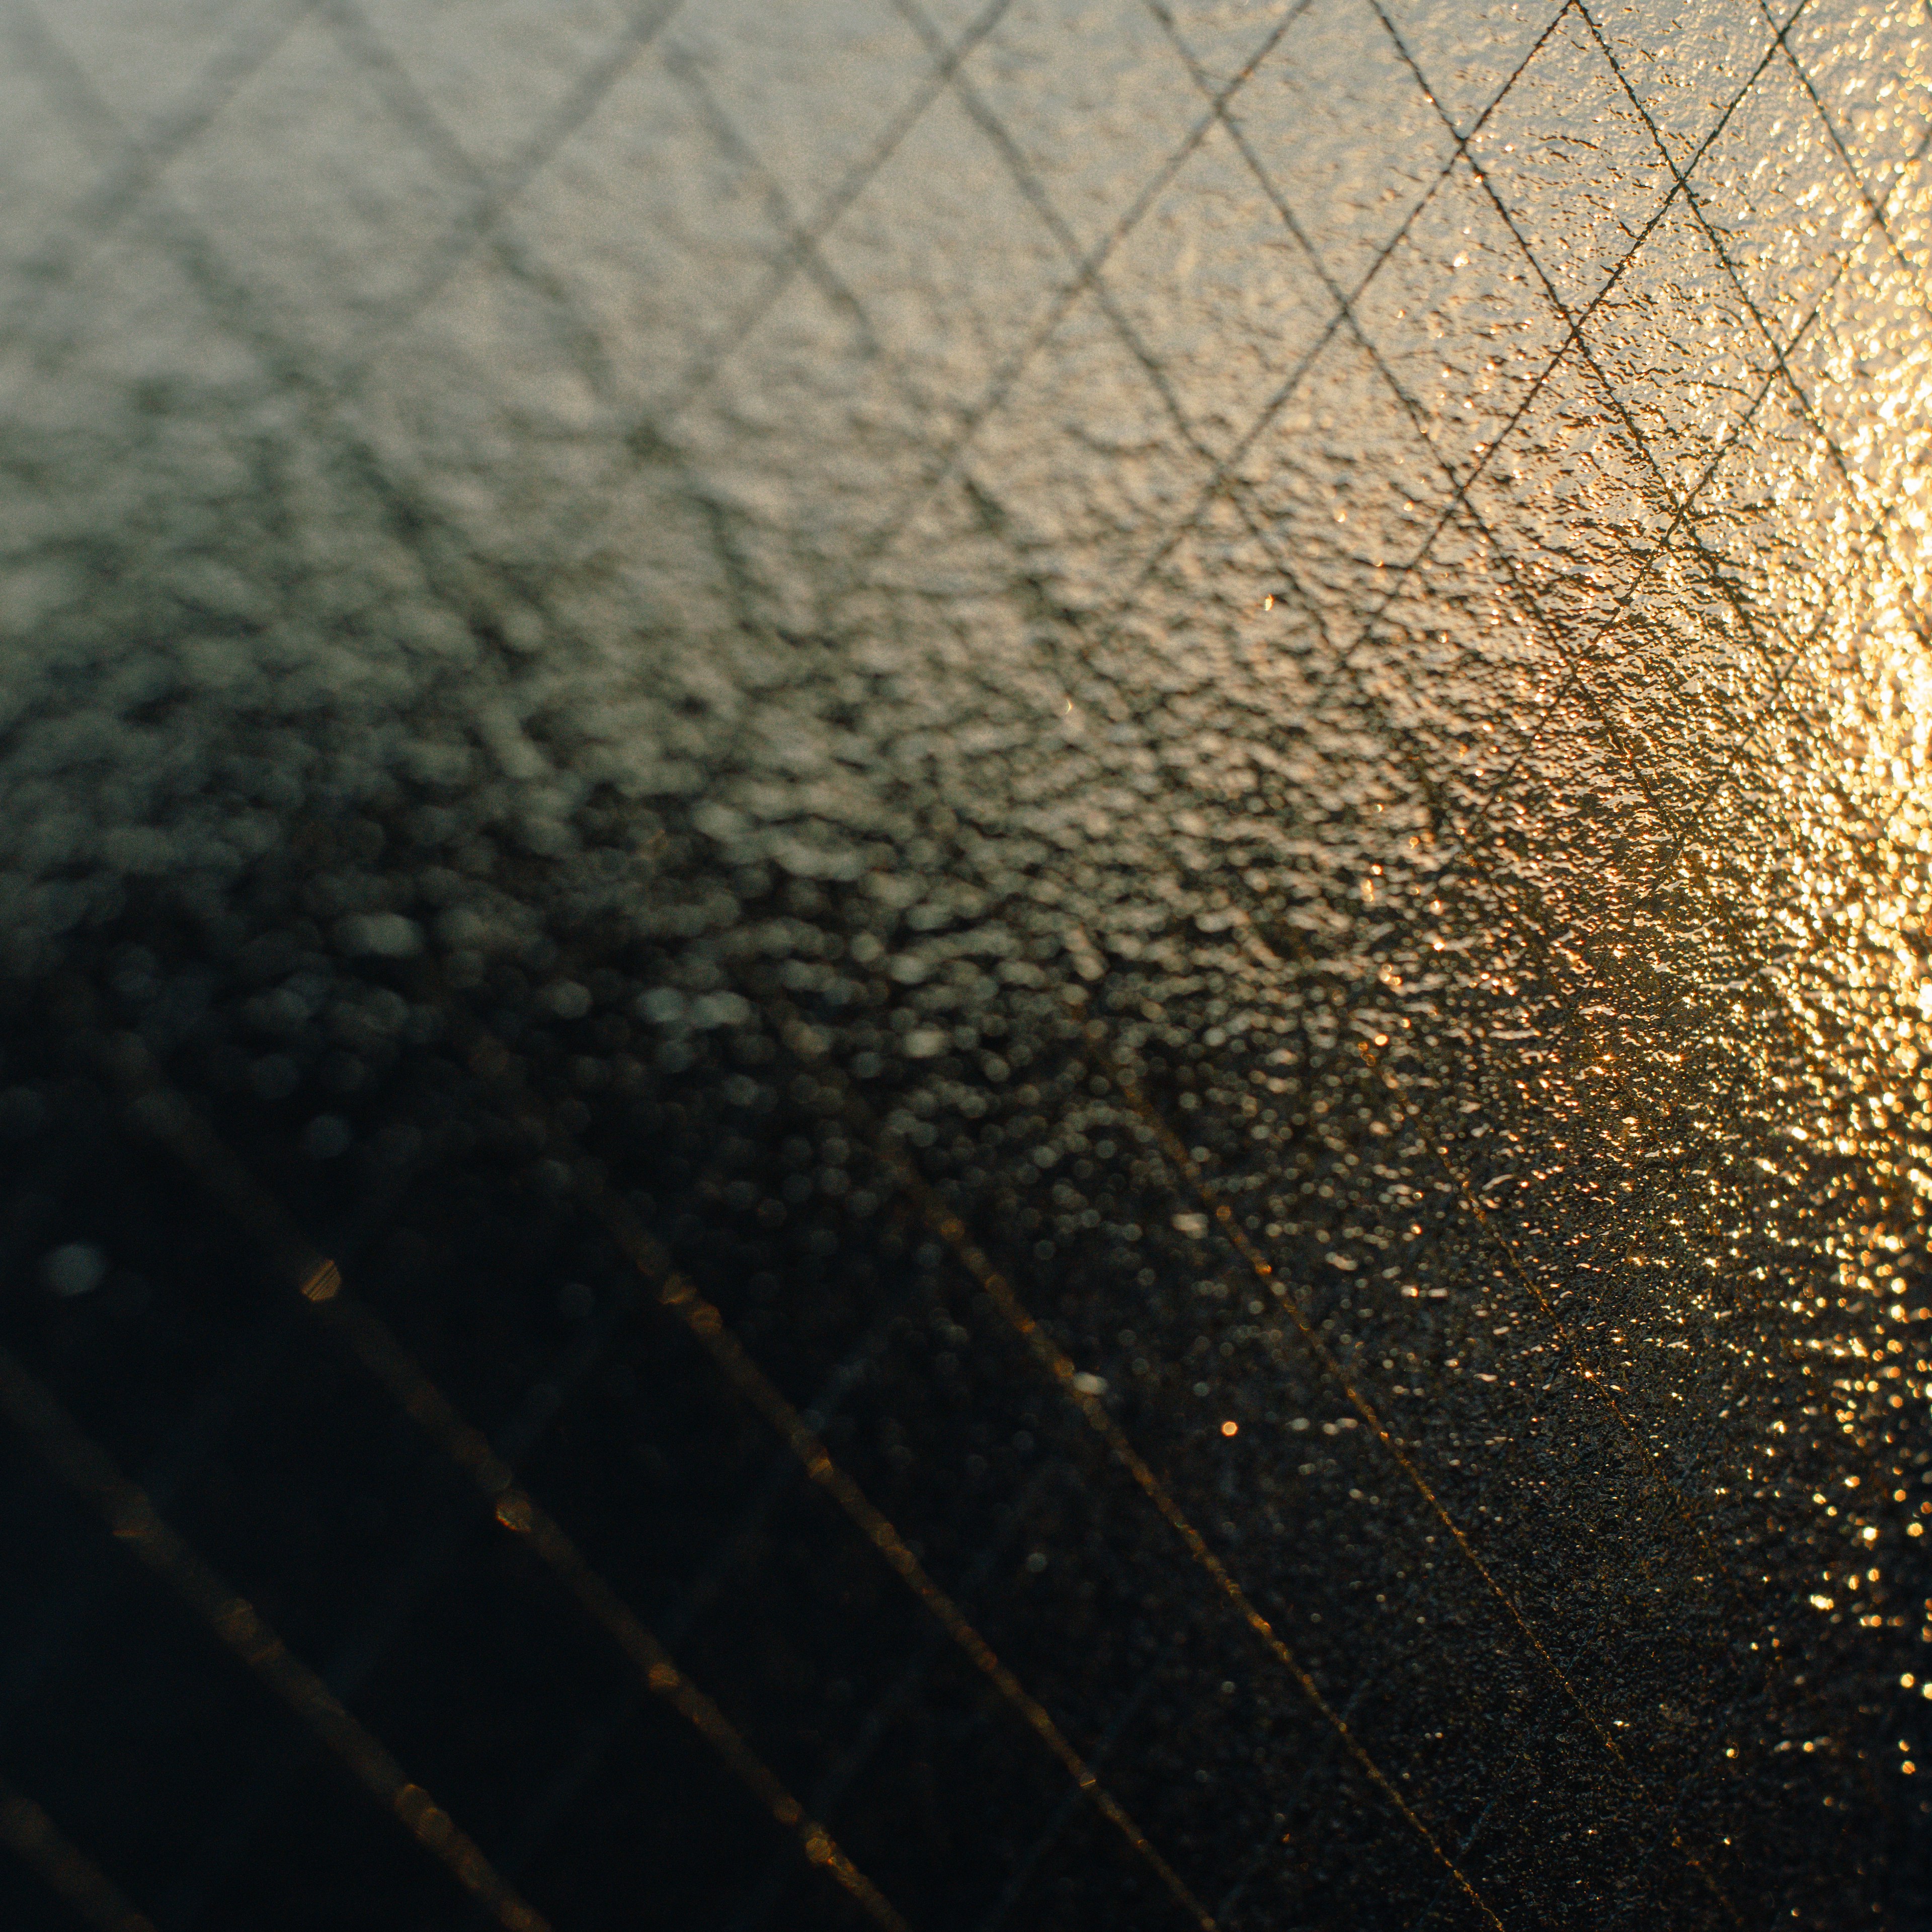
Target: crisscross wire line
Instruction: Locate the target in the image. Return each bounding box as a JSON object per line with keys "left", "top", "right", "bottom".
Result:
{"left": 0, "top": 1777, "right": 156, "bottom": 1932}
{"left": 1444, "top": 109, "right": 1928, "bottom": 892}
{"left": 1342, "top": 592, "right": 1898, "bottom": 1411}
{"left": 878, "top": 0, "right": 1296, "bottom": 444}
{"left": 1127, "top": 0, "right": 1909, "bottom": 1004}
{"left": 660, "top": 0, "right": 1020, "bottom": 417}
{"left": 1195, "top": 9, "right": 1798, "bottom": 719}
{"left": 1065, "top": 1018, "right": 1747, "bottom": 1917}
{"left": 859, "top": 994, "right": 1745, "bottom": 1924}
{"left": 0, "top": 0, "right": 320, "bottom": 345}
{"left": 1395, "top": 1623, "right": 1632, "bottom": 1932}
{"left": 0, "top": 1302, "right": 303, "bottom": 1741}
{"left": 417, "top": 939, "right": 1495, "bottom": 1925}
{"left": 708, "top": 980, "right": 1552, "bottom": 1932}
{"left": 0, "top": 1348, "right": 551, "bottom": 1932}
{"left": 0, "top": 3, "right": 617, "bottom": 648}
{"left": 1202, "top": 26, "right": 1819, "bottom": 1022}
{"left": 16, "top": 0, "right": 994, "bottom": 654}
{"left": 581, "top": 1201, "right": 1217, "bottom": 1931}
{"left": 1051, "top": 661, "right": 1816, "bottom": 1808}
{"left": 842, "top": 0, "right": 1331, "bottom": 573}
{"left": 1070, "top": 65, "right": 1798, "bottom": 1060}
{"left": 1131, "top": 0, "right": 1587, "bottom": 573}
{"left": 939, "top": 0, "right": 1587, "bottom": 616}
{"left": 109, "top": 1083, "right": 915, "bottom": 1932}
{"left": 459, "top": 1030, "right": 1223, "bottom": 1927}
{"left": 1057, "top": 755, "right": 1814, "bottom": 1808}
{"left": 1408, "top": 1789, "right": 1504, "bottom": 1932}
{"left": 532, "top": 0, "right": 1324, "bottom": 611}
{"left": 1565, "top": 0, "right": 1932, "bottom": 675}
{"left": 328, "top": 0, "right": 689, "bottom": 384}
{"left": 811, "top": 847, "right": 1778, "bottom": 1910}
{"left": 34, "top": 0, "right": 1808, "bottom": 1236}
{"left": 1650, "top": 95, "right": 1932, "bottom": 662}
{"left": 19, "top": 0, "right": 1885, "bottom": 1027}
{"left": 868, "top": 1139, "right": 1509, "bottom": 1932}
{"left": 1331, "top": 2, "right": 1932, "bottom": 1377}
{"left": 1372, "top": 0, "right": 1926, "bottom": 855}
{"left": 752, "top": 910, "right": 1758, "bottom": 1917}
{"left": 703, "top": 1002, "right": 1512, "bottom": 1924}
{"left": 3, "top": 0, "right": 685, "bottom": 395}
{"left": 1356, "top": 1039, "right": 1744, "bottom": 1579}
{"left": 0, "top": 0, "right": 718, "bottom": 760}
{"left": 1015, "top": 17, "right": 1877, "bottom": 1172}
{"left": 867, "top": 0, "right": 1828, "bottom": 1694}
{"left": 1101, "top": 0, "right": 1919, "bottom": 1452}
{"left": 156, "top": 1269, "right": 650, "bottom": 1927}
{"left": 179, "top": 0, "right": 1036, "bottom": 626}
{"left": 648, "top": 30, "right": 1037, "bottom": 507}
{"left": 1763, "top": 0, "right": 1932, "bottom": 395}
{"left": 0, "top": 1131, "right": 445, "bottom": 1768}
{"left": 1753, "top": 2, "right": 1919, "bottom": 249}
{"left": 728, "top": 1458, "right": 1077, "bottom": 1932}
{"left": 1027, "top": 695, "right": 1901, "bottom": 1901}
{"left": 501, "top": 1298, "right": 906, "bottom": 1884}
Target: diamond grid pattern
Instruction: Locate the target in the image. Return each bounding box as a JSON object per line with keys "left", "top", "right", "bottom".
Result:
{"left": 4, "top": 0, "right": 1932, "bottom": 1928}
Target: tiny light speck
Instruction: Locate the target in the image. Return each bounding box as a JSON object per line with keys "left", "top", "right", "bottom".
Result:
{"left": 1221, "top": 1420, "right": 1238, "bottom": 1437}
{"left": 42, "top": 1242, "right": 106, "bottom": 1298}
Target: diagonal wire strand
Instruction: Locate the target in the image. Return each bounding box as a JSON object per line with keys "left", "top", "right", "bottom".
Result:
{"left": 580, "top": 1202, "right": 1218, "bottom": 1930}
{"left": 1068, "top": 1008, "right": 1746, "bottom": 1925}
{"left": 111, "top": 1076, "right": 915, "bottom": 1932}
{"left": 159, "top": 1273, "right": 647, "bottom": 1928}
{"left": 499, "top": 1300, "right": 902, "bottom": 1883}
{"left": 0, "top": 1347, "right": 552, "bottom": 1932}
{"left": 295, "top": 1259, "right": 915, "bottom": 1932}
{"left": 114, "top": 1041, "right": 1201, "bottom": 1927}
{"left": 730, "top": 1459, "right": 1076, "bottom": 1932}
{"left": 970, "top": 1640, "right": 1173, "bottom": 1932}
{"left": 875, "top": 1144, "right": 1509, "bottom": 1932}
{"left": 0, "top": 1777, "right": 158, "bottom": 1932}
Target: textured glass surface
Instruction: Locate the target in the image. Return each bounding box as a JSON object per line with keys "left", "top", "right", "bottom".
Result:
{"left": 3, "top": 2, "right": 1932, "bottom": 1928}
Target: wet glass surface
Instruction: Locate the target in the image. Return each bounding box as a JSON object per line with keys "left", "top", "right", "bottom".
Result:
{"left": 3, "top": 1, "right": 1932, "bottom": 1927}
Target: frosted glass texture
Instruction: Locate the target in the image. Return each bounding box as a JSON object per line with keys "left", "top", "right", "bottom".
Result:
{"left": 3, "top": 2, "right": 1932, "bottom": 1928}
